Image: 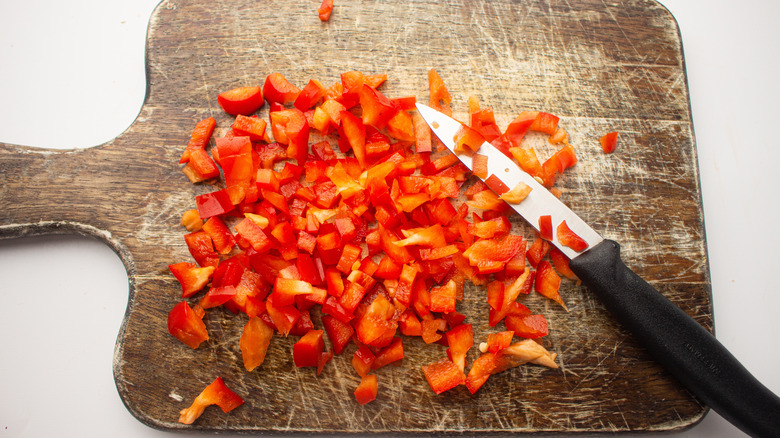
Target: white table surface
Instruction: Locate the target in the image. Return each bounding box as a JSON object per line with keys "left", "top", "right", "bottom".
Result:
{"left": 1, "top": 1, "right": 778, "bottom": 436}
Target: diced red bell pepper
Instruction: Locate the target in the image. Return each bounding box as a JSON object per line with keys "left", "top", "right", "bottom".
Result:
{"left": 269, "top": 108, "right": 310, "bottom": 165}
{"left": 167, "top": 301, "right": 209, "bottom": 349}
{"left": 549, "top": 144, "right": 577, "bottom": 173}
{"left": 484, "top": 174, "right": 510, "bottom": 196}
{"left": 340, "top": 110, "right": 367, "bottom": 168}
{"left": 429, "top": 279, "right": 457, "bottom": 313}
{"left": 195, "top": 189, "right": 234, "bottom": 219}
{"left": 422, "top": 359, "right": 465, "bottom": 394}
{"left": 318, "top": 0, "right": 334, "bottom": 21}
{"left": 169, "top": 262, "right": 215, "bottom": 298}
{"left": 412, "top": 112, "right": 432, "bottom": 153}
{"left": 538, "top": 215, "right": 553, "bottom": 241}
{"left": 355, "top": 293, "right": 397, "bottom": 346}
{"left": 273, "top": 278, "right": 315, "bottom": 306}
{"left": 530, "top": 111, "right": 560, "bottom": 135}
{"left": 231, "top": 115, "right": 269, "bottom": 142}
{"left": 502, "top": 111, "right": 537, "bottom": 147}
{"left": 371, "top": 337, "right": 404, "bottom": 369}
{"left": 358, "top": 84, "right": 398, "bottom": 130}
{"left": 178, "top": 377, "right": 244, "bottom": 424}
{"left": 526, "top": 236, "right": 550, "bottom": 268}
{"left": 485, "top": 331, "right": 514, "bottom": 353}
{"left": 218, "top": 86, "right": 264, "bottom": 116}
{"left": 184, "top": 230, "right": 219, "bottom": 268}
{"left": 471, "top": 153, "right": 488, "bottom": 179}
{"left": 263, "top": 73, "right": 300, "bottom": 105}
{"left": 180, "top": 117, "right": 216, "bottom": 164}
{"left": 294, "top": 79, "right": 326, "bottom": 110}
{"left": 428, "top": 69, "right": 452, "bottom": 116}
{"left": 352, "top": 345, "right": 376, "bottom": 377}
{"left": 354, "top": 374, "right": 378, "bottom": 405}
{"left": 445, "top": 323, "right": 473, "bottom": 372}
{"left": 265, "top": 294, "right": 301, "bottom": 336}
{"left": 535, "top": 260, "right": 567, "bottom": 311}
{"left": 321, "top": 313, "right": 354, "bottom": 354}
{"left": 293, "top": 329, "right": 325, "bottom": 368}
{"left": 201, "top": 216, "right": 236, "bottom": 255}
{"left": 556, "top": 220, "right": 589, "bottom": 252}
{"left": 600, "top": 131, "right": 618, "bottom": 153}
{"left": 235, "top": 217, "right": 273, "bottom": 253}
{"left": 398, "top": 310, "right": 423, "bottom": 336}
{"left": 240, "top": 316, "right": 274, "bottom": 371}
{"left": 421, "top": 318, "right": 446, "bottom": 344}
{"left": 453, "top": 123, "right": 486, "bottom": 154}
{"left": 505, "top": 313, "right": 549, "bottom": 339}
{"left": 549, "top": 247, "right": 578, "bottom": 280}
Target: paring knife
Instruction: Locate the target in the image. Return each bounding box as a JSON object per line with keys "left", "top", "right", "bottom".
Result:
{"left": 416, "top": 103, "right": 780, "bottom": 438}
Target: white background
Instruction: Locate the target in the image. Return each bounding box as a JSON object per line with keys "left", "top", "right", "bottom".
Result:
{"left": 0, "top": 0, "right": 778, "bottom": 436}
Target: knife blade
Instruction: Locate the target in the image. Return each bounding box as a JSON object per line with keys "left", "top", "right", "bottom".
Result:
{"left": 415, "top": 102, "right": 780, "bottom": 438}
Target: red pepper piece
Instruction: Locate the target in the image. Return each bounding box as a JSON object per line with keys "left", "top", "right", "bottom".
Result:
{"left": 235, "top": 217, "right": 273, "bottom": 253}
{"left": 556, "top": 220, "right": 589, "bottom": 252}
{"left": 199, "top": 285, "right": 237, "bottom": 309}
{"left": 201, "top": 216, "right": 236, "bottom": 255}
{"left": 293, "top": 329, "right": 326, "bottom": 368}
{"left": 195, "top": 189, "right": 234, "bottom": 219}
{"left": 371, "top": 337, "right": 404, "bottom": 369}
{"left": 485, "top": 331, "right": 514, "bottom": 353}
{"left": 502, "top": 111, "right": 537, "bottom": 147}
{"left": 429, "top": 280, "right": 457, "bottom": 313}
{"left": 471, "top": 153, "right": 488, "bottom": 179}
{"left": 509, "top": 146, "right": 543, "bottom": 179}
{"left": 265, "top": 294, "right": 301, "bottom": 336}
{"left": 231, "top": 115, "right": 268, "bottom": 142}
{"left": 422, "top": 359, "right": 466, "bottom": 394}
{"left": 549, "top": 247, "right": 578, "bottom": 280}
{"left": 484, "top": 174, "right": 510, "bottom": 196}
{"left": 600, "top": 131, "right": 618, "bottom": 153}
{"left": 535, "top": 260, "right": 567, "bottom": 311}
{"left": 355, "top": 293, "right": 397, "bottom": 346}
{"left": 240, "top": 316, "right": 274, "bottom": 371}
{"left": 269, "top": 108, "right": 310, "bottom": 165}
{"left": 445, "top": 323, "right": 473, "bottom": 372}
{"left": 217, "top": 86, "right": 264, "bottom": 116}
{"left": 453, "top": 123, "right": 486, "bottom": 154}
{"left": 340, "top": 111, "right": 367, "bottom": 169}
{"left": 294, "top": 79, "right": 326, "bottom": 110}
{"left": 321, "top": 313, "right": 354, "bottom": 354}
{"left": 550, "top": 144, "right": 577, "bottom": 173}
{"left": 167, "top": 301, "right": 209, "bottom": 349}
{"left": 318, "top": 0, "right": 334, "bottom": 21}
{"left": 398, "top": 310, "right": 423, "bottom": 336}
{"left": 352, "top": 345, "right": 376, "bottom": 377}
{"left": 386, "top": 110, "right": 416, "bottom": 142}
{"left": 263, "top": 73, "right": 300, "bottom": 105}
{"left": 505, "top": 314, "right": 548, "bottom": 339}
{"left": 428, "top": 69, "right": 452, "bottom": 116}
{"left": 538, "top": 215, "right": 553, "bottom": 241}
{"left": 273, "top": 278, "right": 314, "bottom": 306}
{"left": 178, "top": 377, "right": 244, "bottom": 424}
{"left": 180, "top": 117, "right": 216, "bottom": 164}
{"left": 526, "top": 236, "right": 550, "bottom": 268}
{"left": 530, "top": 111, "right": 560, "bottom": 135}
{"left": 183, "top": 230, "right": 219, "bottom": 268}
{"left": 354, "top": 374, "right": 378, "bottom": 405}
{"left": 358, "top": 84, "right": 398, "bottom": 130}
{"left": 169, "top": 262, "right": 215, "bottom": 298}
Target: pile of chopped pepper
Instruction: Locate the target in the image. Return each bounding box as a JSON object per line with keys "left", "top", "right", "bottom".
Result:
{"left": 168, "top": 69, "right": 605, "bottom": 422}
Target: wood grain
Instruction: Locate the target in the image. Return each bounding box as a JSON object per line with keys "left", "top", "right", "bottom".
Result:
{"left": 0, "top": 0, "right": 710, "bottom": 433}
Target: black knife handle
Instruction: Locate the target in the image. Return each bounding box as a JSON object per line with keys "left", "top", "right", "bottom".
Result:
{"left": 569, "top": 239, "right": 780, "bottom": 437}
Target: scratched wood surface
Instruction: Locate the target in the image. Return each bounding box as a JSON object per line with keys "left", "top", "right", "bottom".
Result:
{"left": 0, "top": 0, "right": 710, "bottom": 434}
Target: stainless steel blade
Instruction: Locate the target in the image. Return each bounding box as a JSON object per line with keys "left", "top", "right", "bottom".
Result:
{"left": 415, "top": 103, "right": 603, "bottom": 259}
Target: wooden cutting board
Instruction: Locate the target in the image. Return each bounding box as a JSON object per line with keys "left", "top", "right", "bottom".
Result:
{"left": 0, "top": 0, "right": 711, "bottom": 433}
